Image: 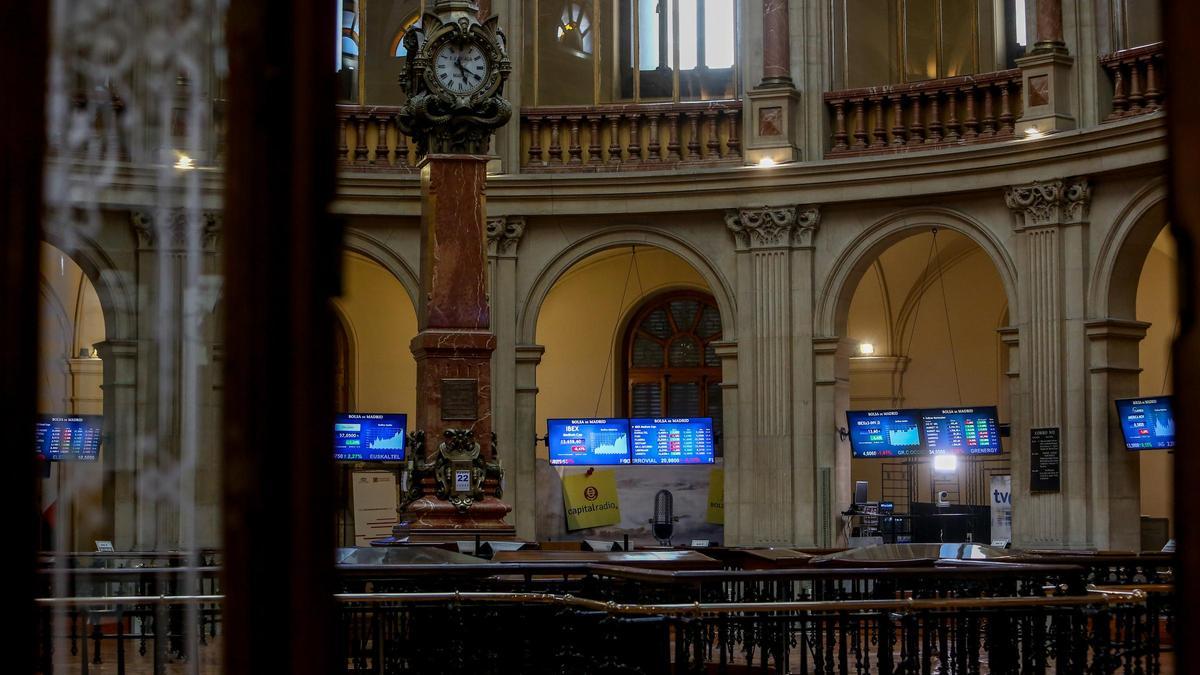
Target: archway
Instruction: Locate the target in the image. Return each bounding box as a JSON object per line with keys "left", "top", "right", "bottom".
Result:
{"left": 531, "top": 243, "right": 728, "bottom": 545}
{"left": 37, "top": 242, "right": 108, "bottom": 551}
{"left": 819, "top": 209, "right": 1018, "bottom": 545}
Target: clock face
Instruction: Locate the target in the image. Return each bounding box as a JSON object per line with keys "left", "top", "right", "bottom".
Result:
{"left": 433, "top": 42, "right": 490, "bottom": 95}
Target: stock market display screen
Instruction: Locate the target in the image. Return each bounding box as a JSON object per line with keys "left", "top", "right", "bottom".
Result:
{"left": 334, "top": 413, "right": 407, "bottom": 461}
{"left": 35, "top": 415, "right": 103, "bottom": 461}
{"left": 847, "top": 409, "right": 925, "bottom": 458}
{"left": 629, "top": 418, "right": 716, "bottom": 465}
{"left": 1116, "top": 396, "right": 1175, "bottom": 450}
{"left": 547, "top": 418, "right": 631, "bottom": 465}
{"left": 920, "top": 407, "right": 1001, "bottom": 455}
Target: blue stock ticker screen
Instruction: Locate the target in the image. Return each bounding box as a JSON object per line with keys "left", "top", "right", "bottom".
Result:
{"left": 548, "top": 418, "right": 631, "bottom": 466}
{"left": 1116, "top": 396, "right": 1176, "bottom": 450}
{"left": 848, "top": 407, "right": 1002, "bottom": 458}
{"left": 630, "top": 417, "right": 716, "bottom": 465}
{"left": 35, "top": 415, "right": 102, "bottom": 461}
{"left": 334, "top": 413, "right": 407, "bottom": 461}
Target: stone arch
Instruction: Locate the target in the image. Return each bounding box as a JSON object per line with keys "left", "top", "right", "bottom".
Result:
{"left": 816, "top": 207, "right": 1019, "bottom": 338}
{"left": 40, "top": 232, "right": 135, "bottom": 342}
{"left": 519, "top": 227, "right": 737, "bottom": 345}
{"left": 343, "top": 228, "right": 420, "bottom": 308}
{"left": 1088, "top": 178, "right": 1169, "bottom": 320}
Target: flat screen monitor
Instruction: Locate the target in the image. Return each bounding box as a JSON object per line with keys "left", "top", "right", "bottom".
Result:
{"left": 847, "top": 409, "right": 925, "bottom": 458}
{"left": 334, "top": 413, "right": 407, "bottom": 461}
{"left": 854, "top": 480, "right": 869, "bottom": 505}
{"left": 920, "top": 406, "right": 1002, "bottom": 455}
{"left": 1115, "top": 396, "right": 1175, "bottom": 450}
{"left": 547, "top": 418, "right": 631, "bottom": 466}
{"left": 35, "top": 415, "right": 102, "bottom": 461}
{"left": 629, "top": 417, "right": 716, "bottom": 465}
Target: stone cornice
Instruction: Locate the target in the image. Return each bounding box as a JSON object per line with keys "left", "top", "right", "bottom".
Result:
{"left": 486, "top": 215, "right": 525, "bottom": 257}
{"left": 53, "top": 114, "right": 1164, "bottom": 217}
{"left": 725, "top": 205, "right": 820, "bottom": 250}
{"left": 1004, "top": 177, "right": 1092, "bottom": 230}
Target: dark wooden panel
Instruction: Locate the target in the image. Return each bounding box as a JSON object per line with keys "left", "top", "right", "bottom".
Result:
{"left": 222, "top": 1, "right": 340, "bottom": 674}
{"left": 0, "top": 1, "right": 47, "bottom": 673}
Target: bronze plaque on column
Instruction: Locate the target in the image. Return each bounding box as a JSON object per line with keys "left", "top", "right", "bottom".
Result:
{"left": 441, "top": 378, "right": 478, "bottom": 420}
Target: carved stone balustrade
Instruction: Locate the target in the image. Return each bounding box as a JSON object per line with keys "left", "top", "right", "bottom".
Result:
{"left": 520, "top": 100, "right": 742, "bottom": 172}
{"left": 336, "top": 104, "right": 421, "bottom": 171}
{"left": 1100, "top": 42, "right": 1165, "bottom": 121}
{"left": 823, "top": 70, "right": 1023, "bottom": 157}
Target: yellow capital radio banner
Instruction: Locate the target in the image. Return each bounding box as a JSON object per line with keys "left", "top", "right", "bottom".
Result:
{"left": 562, "top": 470, "right": 621, "bottom": 531}
{"left": 706, "top": 468, "right": 724, "bottom": 525}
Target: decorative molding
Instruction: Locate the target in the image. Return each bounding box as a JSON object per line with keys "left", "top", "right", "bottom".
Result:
{"left": 130, "top": 210, "right": 222, "bottom": 251}
{"left": 1004, "top": 178, "right": 1091, "bottom": 229}
{"left": 725, "top": 205, "right": 820, "bottom": 250}
{"left": 486, "top": 215, "right": 525, "bottom": 257}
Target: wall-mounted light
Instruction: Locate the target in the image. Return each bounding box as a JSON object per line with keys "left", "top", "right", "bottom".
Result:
{"left": 932, "top": 454, "right": 958, "bottom": 473}
{"left": 858, "top": 342, "right": 875, "bottom": 356}
{"left": 174, "top": 152, "right": 195, "bottom": 170}
{"left": 756, "top": 157, "right": 776, "bottom": 168}
{"left": 1023, "top": 126, "right": 1044, "bottom": 139}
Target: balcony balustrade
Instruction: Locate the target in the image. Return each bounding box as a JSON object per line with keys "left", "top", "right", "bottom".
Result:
{"left": 824, "top": 70, "right": 1023, "bottom": 157}
{"left": 520, "top": 100, "right": 742, "bottom": 172}
{"left": 1101, "top": 42, "right": 1165, "bottom": 121}
{"left": 336, "top": 105, "right": 422, "bottom": 171}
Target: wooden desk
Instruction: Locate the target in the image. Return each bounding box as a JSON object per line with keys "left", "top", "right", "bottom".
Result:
{"left": 492, "top": 550, "right": 721, "bottom": 571}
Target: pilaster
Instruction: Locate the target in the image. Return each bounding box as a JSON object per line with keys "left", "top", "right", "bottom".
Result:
{"left": 724, "top": 204, "right": 819, "bottom": 545}
{"left": 1005, "top": 177, "right": 1092, "bottom": 549}
{"left": 94, "top": 338, "right": 138, "bottom": 550}
{"left": 487, "top": 216, "right": 525, "bottom": 532}
{"left": 513, "top": 344, "right": 544, "bottom": 540}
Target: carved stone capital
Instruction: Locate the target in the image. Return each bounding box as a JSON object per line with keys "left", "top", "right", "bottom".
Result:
{"left": 725, "top": 205, "right": 820, "bottom": 250}
{"left": 486, "top": 215, "right": 525, "bottom": 257}
{"left": 131, "top": 209, "right": 222, "bottom": 251}
{"left": 1004, "top": 178, "right": 1091, "bottom": 230}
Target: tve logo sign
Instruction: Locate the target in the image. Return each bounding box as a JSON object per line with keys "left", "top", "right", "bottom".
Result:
{"left": 990, "top": 475, "right": 1012, "bottom": 544}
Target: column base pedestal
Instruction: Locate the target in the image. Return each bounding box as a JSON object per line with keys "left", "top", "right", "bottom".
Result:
{"left": 373, "top": 496, "right": 515, "bottom": 545}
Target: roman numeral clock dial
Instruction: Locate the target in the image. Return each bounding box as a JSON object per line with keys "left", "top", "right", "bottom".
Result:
{"left": 433, "top": 42, "right": 490, "bottom": 95}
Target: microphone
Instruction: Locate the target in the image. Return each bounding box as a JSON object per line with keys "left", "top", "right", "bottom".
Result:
{"left": 652, "top": 489, "right": 675, "bottom": 545}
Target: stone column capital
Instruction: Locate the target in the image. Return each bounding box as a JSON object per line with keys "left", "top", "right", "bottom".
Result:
{"left": 486, "top": 215, "right": 525, "bottom": 257}
{"left": 131, "top": 209, "right": 222, "bottom": 251}
{"left": 725, "top": 205, "right": 820, "bottom": 250}
{"left": 1004, "top": 178, "right": 1091, "bottom": 230}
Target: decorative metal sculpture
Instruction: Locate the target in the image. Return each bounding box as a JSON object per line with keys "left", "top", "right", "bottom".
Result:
{"left": 402, "top": 428, "right": 503, "bottom": 513}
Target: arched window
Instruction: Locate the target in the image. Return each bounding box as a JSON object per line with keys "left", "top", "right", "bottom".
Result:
{"left": 391, "top": 13, "right": 421, "bottom": 58}
{"left": 623, "top": 290, "right": 723, "bottom": 451}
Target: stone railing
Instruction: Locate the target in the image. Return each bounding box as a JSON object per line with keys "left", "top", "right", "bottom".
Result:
{"left": 823, "top": 69, "right": 1023, "bottom": 157}
{"left": 520, "top": 100, "right": 742, "bottom": 172}
{"left": 336, "top": 104, "right": 421, "bottom": 171}
{"left": 1100, "top": 42, "right": 1165, "bottom": 121}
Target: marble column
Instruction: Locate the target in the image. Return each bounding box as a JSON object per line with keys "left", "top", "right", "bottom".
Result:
{"left": 725, "top": 205, "right": 820, "bottom": 546}
{"left": 744, "top": 1, "right": 802, "bottom": 163}
{"left": 1005, "top": 178, "right": 1092, "bottom": 549}
{"left": 487, "top": 216, "right": 528, "bottom": 537}
{"left": 1034, "top": 0, "right": 1065, "bottom": 52}
{"left": 760, "top": 0, "right": 793, "bottom": 87}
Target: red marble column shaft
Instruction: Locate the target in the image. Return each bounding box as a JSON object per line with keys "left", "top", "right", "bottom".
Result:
{"left": 761, "top": 0, "right": 792, "bottom": 85}
{"left": 1035, "top": 0, "right": 1064, "bottom": 47}
{"left": 414, "top": 154, "right": 495, "bottom": 453}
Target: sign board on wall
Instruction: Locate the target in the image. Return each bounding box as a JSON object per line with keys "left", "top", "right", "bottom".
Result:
{"left": 706, "top": 468, "right": 724, "bottom": 525}
{"left": 562, "top": 470, "right": 621, "bottom": 531}
{"left": 351, "top": 470, "right": 399, "bottom": 546}
{"left": 989, "top": 475, "right": 1012, "bottom": 545}
{"left": 1030, "top": 427, "right": 1061, "bottom": 492}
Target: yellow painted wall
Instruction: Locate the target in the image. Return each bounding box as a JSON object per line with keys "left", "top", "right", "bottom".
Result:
{"left": 337, "top": 251, "right": 418, "bottom": 416}
{"left": 534, "top": 246, "right": 709, "bottom": 447}
{"left": 846, "top": 232, "right": 1010, "bottom": 505}
{"left": 1136, "top": 227, "right": 1176, "bottom": 534}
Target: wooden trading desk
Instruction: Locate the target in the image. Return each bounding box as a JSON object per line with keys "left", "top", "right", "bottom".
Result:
{"left": 492, "top": 549, "right": 722, "bottom": 571}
